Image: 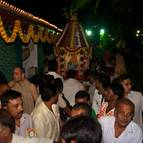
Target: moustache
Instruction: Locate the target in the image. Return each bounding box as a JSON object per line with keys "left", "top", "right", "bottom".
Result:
{"left": 17, "top": 111, "right": 23, "bottom": 116}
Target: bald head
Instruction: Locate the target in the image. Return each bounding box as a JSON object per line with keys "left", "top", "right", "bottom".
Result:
{"left": 115, "top": 98, "right": 134, "bottom": 114}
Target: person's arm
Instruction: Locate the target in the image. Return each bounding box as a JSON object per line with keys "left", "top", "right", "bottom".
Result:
{"left": 30, "top": 83, "right": 38, "bottom": 103}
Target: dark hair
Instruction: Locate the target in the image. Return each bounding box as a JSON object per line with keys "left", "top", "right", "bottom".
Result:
{"left": 83, "top": 69, "right": 91, "bottom": 77}
{"left": 14, "top": 66, "right": 25, "bottom": 74}
{"left": 88, "top": 70, "right": 98, "bottom": 80}
{"left": 72, "top": 103, "right": 92, "bottom": 117}
{"left": 0, "top": 109, "right": 15, "bottom": 133}
{"left": 114, "top": 74, "right": 131, "bottom": 84}
{"left": 0, "top": 90, "right": 22, "bottom": 108}
{"left": 55, "top": 78, "right": 63, "bottom": 93}
{"left": 97, "top": 72, "right": 111, "bottom": 89}
{"left": 39, "top": 74, "right": 55, "bottom": 93}
{"left": 61, "top": 116, "right": 102, "bottom": 143}
{"left": 29, "top": 74, "right": 40, "bottom": 87}
{"left": 66, "top": 69, "right": 77, "bottom": 78}
{"left": 38, "top": 74, "right": 58, "bottom": 101}
{"left": 109, "top": 83, "right": 124, "bottom": 99}
{"left": 40, "top": 83, "right": 58, "bottom": 102}
{"left": 75, "top": 90, "right": 90, "bottom": 101}
{"left": 48, "top": 60, "right": 58, "bottom": 71}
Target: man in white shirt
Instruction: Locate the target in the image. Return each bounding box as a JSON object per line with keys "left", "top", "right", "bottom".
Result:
{"left": 99, "top": 98, "right": 143, "bottom": 143}
{"left": 63, "top": 69, "right": 85, "bottom": 106}
{"left": 117, "top": 74, "right": 143, "bottom": 130}
{"left": 31, "top": 81, "right": 60, "bottom": 142}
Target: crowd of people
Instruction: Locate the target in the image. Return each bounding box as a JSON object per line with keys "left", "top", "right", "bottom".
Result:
{"left": 0, "top": 59, "right": 143, "bottom": 143}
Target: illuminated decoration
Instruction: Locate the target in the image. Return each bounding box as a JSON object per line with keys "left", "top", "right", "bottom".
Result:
{"left": 137, "top": 30, "right": 140, "bottom": 34}
{"left": 100, "top": 29, "right": 105, "bottom": 37}
{"left": 0, "top": 0, "right": 62, "bottom": 44}
{"left": 85, "top": 29, "right": 92, "bottom": 36}
{"left": 55, "top": 15, "right": 92, "bottom": 79}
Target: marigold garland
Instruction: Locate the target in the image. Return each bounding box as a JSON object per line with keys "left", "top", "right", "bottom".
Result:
{"left": 0, "top": 16, "right": 60, "bottom": 44}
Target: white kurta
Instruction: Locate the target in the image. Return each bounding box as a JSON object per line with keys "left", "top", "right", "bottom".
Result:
{"left": 92, "top": 89, "right": 103, "bottom": 114}
{"left": 63, "top": 78, "right": 85, "bottom": 106}
{"left": 15, "top": 113, "right": 34, "bottom": 137}
{"left": 31, "top": 102, "right": 60, "bottom": 141}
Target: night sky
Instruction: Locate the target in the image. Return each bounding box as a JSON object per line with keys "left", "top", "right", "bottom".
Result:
{"left": 4, "top": 0, "right": 143, "bottom": 30}
{"left": 5, "top": 0, "right": 68, "bottom": 28}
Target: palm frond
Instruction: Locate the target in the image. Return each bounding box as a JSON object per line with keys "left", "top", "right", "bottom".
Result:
{"left": 70, "top": 0, "right": 91, "bottom": 14}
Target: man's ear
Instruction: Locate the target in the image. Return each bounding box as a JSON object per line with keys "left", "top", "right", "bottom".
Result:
{"left": 22, "top": 73, "right": 25, "bottom": 78}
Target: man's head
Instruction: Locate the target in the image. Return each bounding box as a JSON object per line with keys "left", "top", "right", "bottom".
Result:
{"left": 86, "top": 70, "right": 98, "bottom": 85}
{"left": 48, "top": 60, "right": 58, "bottom": 72}
{"left": 71, "top": 103, "right": 92, "bottom": 117}
{"left": 96, "top": 72, "right": 111, "bottom": 95}
{"left": 61, "top": 115, "right": 102, "bottom": 143}
{"left": 1, "top": 90, "right": 23, "bottom": 120}
{"left": 40, "top": 77, "right": 59, "bottom": 104}
{"left": 75, "top": 90, "right": 90, "bottom": 104}
{"left": 114, "top": 98, "right": 134, "bottom": 128}
{"left": 55, "top": 78, "right": 63, "bottom": 94}
{"left": 13, "top": 67, "right": 25, "bottom": 82}
{"left": 116, "top": 75, "right": 132, "bottom": 95}
{"left": 0, "top": 109, "right": 15, "bottom": 143}
{"left": 104, "top": 83, "right": 124, "bottom": 102}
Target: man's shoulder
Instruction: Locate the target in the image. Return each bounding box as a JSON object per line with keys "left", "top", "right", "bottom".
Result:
{"left": 21, "top": 113, "right": 33, "bottom": 123}
{"left": 22, "top": 113, "right": 32, "bottom": 118}
{"left": 31, "top": 103, "right": 47, "bottom": 117}
{"left": 99, "top": 116, "right": 115, "bottom": 126}
{"left": 130, "top": 90, "right": 142, "bottom": 96}
{"left": 129, "top": 121, "right": 142, "bottom": 133}
{"left": 8, "top": 80, "right": 15, "bottom": 87}
{"left": 128, "top": 90, "right": 143, "bottom": 102}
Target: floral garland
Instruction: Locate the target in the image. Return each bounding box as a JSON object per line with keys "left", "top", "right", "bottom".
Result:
{"left": 55, "top": 46, "right": 91, "bottom": 56}
{"left": 54, "top": 46, "right": 92, "bottom": 79}
{"left": 0, "top": 16, "right": 60, "bottom": 44}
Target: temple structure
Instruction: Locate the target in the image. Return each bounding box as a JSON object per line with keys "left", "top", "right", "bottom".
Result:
{"left": 55, "top": 15, "right": 92, "bottom": 79}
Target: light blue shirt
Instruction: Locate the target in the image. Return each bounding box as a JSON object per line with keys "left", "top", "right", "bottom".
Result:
{"left": 15, "top": 113, "right": 34, "bottom": 137}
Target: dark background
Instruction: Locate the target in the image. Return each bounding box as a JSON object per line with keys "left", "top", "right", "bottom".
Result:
{"left": 3, "top": 0, "right": 143, "bottom": 92}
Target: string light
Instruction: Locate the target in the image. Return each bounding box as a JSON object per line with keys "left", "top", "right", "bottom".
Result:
{"left": 0, "top": 0, "right": 62, "bottom": 32}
